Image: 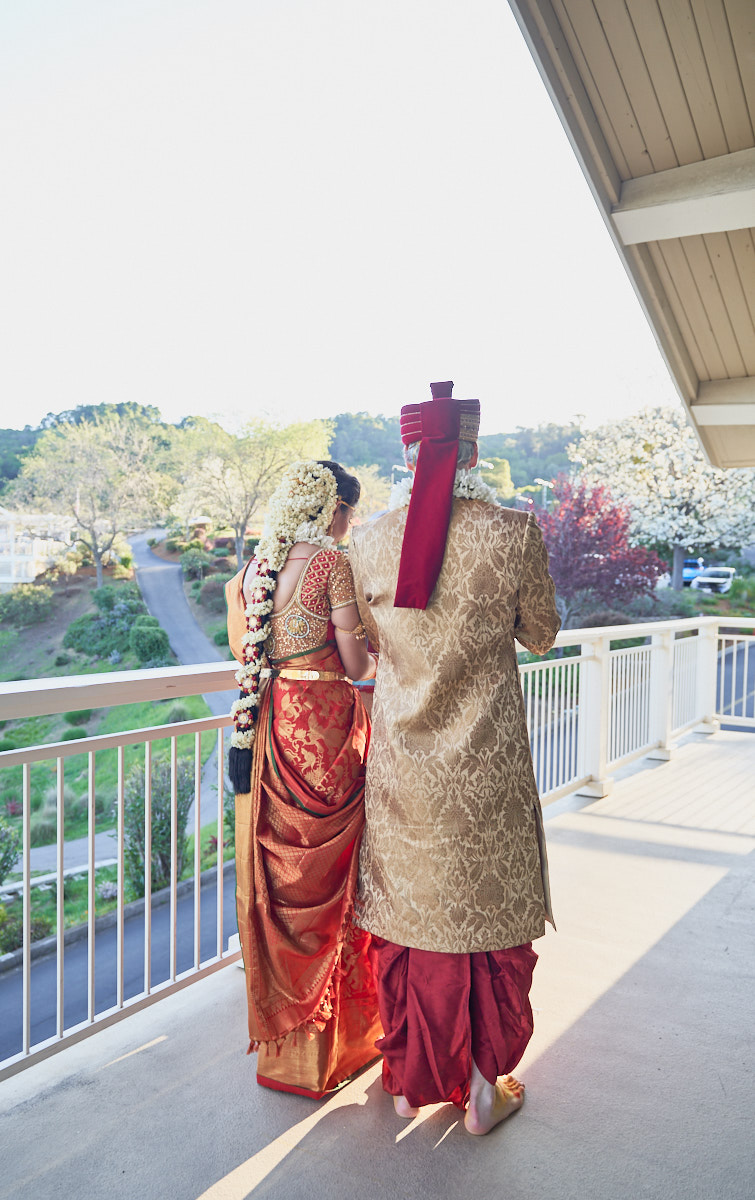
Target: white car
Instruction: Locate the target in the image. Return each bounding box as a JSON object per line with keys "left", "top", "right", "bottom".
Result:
{"left": 690, "top": 567, "right": 736, "bottom": 595}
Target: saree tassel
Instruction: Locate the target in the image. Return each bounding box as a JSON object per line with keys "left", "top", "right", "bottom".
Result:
{"left": 229, "top": 746, "right": 253, "bottom": 795}
{"left": 247, "top": 1040, "right": 260, "bottom": 1055}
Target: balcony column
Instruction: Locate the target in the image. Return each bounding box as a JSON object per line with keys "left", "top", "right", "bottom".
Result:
{"left": 576, "top": 635, "right": 614, "bottom": 798}
{"left": 647, "top": 630, "right": 675, "bottom": 761}
{"left": 695, "top": 621, "right": 721, "bottom": 734}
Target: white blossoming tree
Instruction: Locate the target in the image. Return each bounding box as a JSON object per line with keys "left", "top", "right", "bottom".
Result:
{"left": 12, "top": 415, "right": 167, "bottom": 588}
{"left": 572, "top": 406, "right": 755, "bottom": 588}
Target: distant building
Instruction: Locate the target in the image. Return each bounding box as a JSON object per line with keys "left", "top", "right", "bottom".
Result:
{"left": 0, "top": 505, "right": 75, "bottom": 593}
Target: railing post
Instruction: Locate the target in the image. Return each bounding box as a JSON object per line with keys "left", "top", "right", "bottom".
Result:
{"left": 696, "top": 621, "right": 721, "bottom": 734}
{"left": 576, "top": 635, "right": 613, "bottom": 798}
{"left": 647, "top": 629, "right": 675, "bottom": 761}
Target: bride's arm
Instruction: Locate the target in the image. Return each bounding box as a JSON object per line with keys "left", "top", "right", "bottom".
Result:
{"left": 332, "top": 604, "right": 377, "bottom": 681}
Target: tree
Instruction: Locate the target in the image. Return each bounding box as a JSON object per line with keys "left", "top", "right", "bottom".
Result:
{"left": 347, "top": 463, "right": 390, "bottom": 520}
{"left": 0, "top": 817, "right": 21, "bottom": 887}
{"left": 479, "top": 422, "right": 582, "bottom": 488}
{"left": 183, "top": 417, "right": 331, "bottom": 566}
{"left": 572, "top": 407, "right": 755, "bottom": 588}
{"left": 0, "top": 425, "right": 40, "bottom": 493}
{"left": 481, "top": 457, "right": 516, "bottom": 499}
{"left": 121, "top": 759, "right": 193, "bottom": 895}
{"left": 11, "top": 414, "right": 167, "bottom": 587}
{"left": 537, "top": 478, "right": 665, "bottom": 625}
{"left": 40, "top": 401, "right": 164, "bottom": 430}
{"left": 328, "top": 412, "right": 402, "bottom": 479}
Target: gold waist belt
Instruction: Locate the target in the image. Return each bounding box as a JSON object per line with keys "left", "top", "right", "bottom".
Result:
{"left": 266, "top": 668, "right": 349, "bottom": 682}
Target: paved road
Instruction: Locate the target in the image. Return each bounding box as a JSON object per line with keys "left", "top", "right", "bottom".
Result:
{"left": 0, "top": 871, "right": 238, "bottom": 1061}
{"left": 130, "top": 529, "right": 237, "bottom": 718}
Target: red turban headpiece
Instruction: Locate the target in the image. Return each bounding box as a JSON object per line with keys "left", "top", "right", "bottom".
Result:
{"left": 394, "top": 381, "right": 480, "bottom": 609}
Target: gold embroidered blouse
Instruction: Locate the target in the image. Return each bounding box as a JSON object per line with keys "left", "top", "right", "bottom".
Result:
{"left": 268, "top": 549, "right": 357, "bottom": 660}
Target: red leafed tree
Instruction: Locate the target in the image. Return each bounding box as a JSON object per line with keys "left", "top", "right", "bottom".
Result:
{"left": 537, "top": 478, "right": 666, "bottom": 624}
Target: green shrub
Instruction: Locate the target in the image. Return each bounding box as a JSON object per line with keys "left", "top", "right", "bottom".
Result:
{"left": 65, "top": 709, "right": 92, "bottom": 726}
{"left": 132, "top": 614, "right": 159, "bottom": 629}
{"left": 0, "top": 737, "right": 15, "bottom": 753}
{"left": 64, "top": 585, "right": 147, "bottom": 657}
{"left": 0, "top": 910, "right": 53, "bottom": 954}
{"left": 0, "top": 583, "right": 54, "bottom": 627}
{"left": 243, "top": 537, "right": 259, "bottom": 557}
{"left": 0, "top": 817, "right": 21, "bottom": 885}
{"left": 580, "top": 609, "right": 632, "bottom": 628}
{"left": 212, "top": 545, "right": 231, "bottom": 557}
{"left": 180, "top": 550, "right": 215, "bottom": 580}
{"left": 54, "top": 652, "right": 72, "bottom": 667}
{"left": 30, "top": 815, "right": 57, "bottom": 847}
{"left": 121, "top": 759, "right": 194, "bottom": 895}
{"left": 198, "top": 578, "right": 228, "bottom": 613}
{"left": 655, "top": 588, "right": 701, "bottom": 619}
{"left": 213, "top": 628, "right": 230, "bottom": 647}
{"left": 65, "top": 797, "right": 88, "bottom": 827}
{"left": 61, "top": 729, "right": 87, "bottom": 741}
{"left": 165, "top": 702, "right": 190, "bottom": 724}
{"left": 165, "top": 537, "right": 187, "bottom": 554}
{"left": 129, "top": 624, "right": 170, "bottom": 663}
{"left": 728, "top": 577, "right": 755, "bottom": 606}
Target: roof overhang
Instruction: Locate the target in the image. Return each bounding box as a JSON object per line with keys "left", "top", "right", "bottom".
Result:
{"left": 508, "top": 0, "right": 755, "bottom": 468}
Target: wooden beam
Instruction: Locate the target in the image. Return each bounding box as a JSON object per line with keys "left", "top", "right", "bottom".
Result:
{"left": 612, "top": 148, "right": 755, "bottom": 245}
{"left": 691, "top": 377, "right": 755, "bottom": 426}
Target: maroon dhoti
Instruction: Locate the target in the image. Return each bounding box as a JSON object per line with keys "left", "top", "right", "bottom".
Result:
{"left": 370, "top": 938, "right": 537, "bottom": 1110}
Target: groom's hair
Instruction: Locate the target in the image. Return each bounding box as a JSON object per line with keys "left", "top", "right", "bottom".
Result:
{"left": 403, "top": 440, "right": 477, "bottom": 470}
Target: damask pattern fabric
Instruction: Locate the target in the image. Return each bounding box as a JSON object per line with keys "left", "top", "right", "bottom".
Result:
{"left": 349, "top": 501, "right": 560, "bottom": 954}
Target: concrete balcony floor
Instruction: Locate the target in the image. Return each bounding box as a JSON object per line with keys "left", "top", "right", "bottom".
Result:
{"left": 1, "top": 730, "right": 754, "bottom": 1200}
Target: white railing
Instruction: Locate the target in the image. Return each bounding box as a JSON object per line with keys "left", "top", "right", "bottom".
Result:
{"left": 1, "top": 615, "right": 753, "bottom": 1079}
{"left": 0, "top": 663, "right": 239, "bottom": 1080}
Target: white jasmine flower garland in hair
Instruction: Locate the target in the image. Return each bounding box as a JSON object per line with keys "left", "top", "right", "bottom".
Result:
{"left": 229, "top": 462, "right": 339, "bottom": 783}
{"left": 388, "top": 469, "right": 498, "bottom": 511}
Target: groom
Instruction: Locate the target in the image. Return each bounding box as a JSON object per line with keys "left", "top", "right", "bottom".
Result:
{"left": 349, "top": 381, "right": 560, "bottom": 1134}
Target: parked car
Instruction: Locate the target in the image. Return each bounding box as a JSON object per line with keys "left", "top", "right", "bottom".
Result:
{"left": 682, "top": 557, "right": 705, "bottom": 586}
{"left": 690, "top": 567, "right": 736, "bottom": 595}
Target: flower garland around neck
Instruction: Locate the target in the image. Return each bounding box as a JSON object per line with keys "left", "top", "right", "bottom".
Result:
{"left": 229, "top": 461, "right": 338, "bottom": 778}
{"left": 388, "top": 468, "right": 498, "bottom": 511}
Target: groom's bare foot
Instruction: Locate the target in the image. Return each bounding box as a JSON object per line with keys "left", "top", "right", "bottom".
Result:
{"left": 393, "top": 1094, "right": 420, "bottom": 1119}
{"left": 464, "top": 1075, "right": 525, "bottom": 1135}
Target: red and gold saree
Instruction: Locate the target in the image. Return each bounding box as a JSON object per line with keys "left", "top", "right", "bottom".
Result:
{"left": 234, "top": 627, "right": 382, "bottom": 1098}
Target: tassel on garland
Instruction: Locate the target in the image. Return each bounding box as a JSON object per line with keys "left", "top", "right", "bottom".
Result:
{"left": 229, "top": 746, "right": 253, "bottom": 795}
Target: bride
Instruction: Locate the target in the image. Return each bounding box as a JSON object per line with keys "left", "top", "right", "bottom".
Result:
{"left": 226, "top": 459, "right": 381, "bottom": 1098}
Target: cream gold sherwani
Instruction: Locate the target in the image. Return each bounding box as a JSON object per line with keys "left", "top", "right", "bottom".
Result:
{"left": 350, "top": 500, "right": 560, "bottom": 954}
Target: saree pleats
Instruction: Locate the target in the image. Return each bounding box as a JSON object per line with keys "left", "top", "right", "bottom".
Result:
{"left": 235, "top": 643, "right": 382, "bottom": 1097}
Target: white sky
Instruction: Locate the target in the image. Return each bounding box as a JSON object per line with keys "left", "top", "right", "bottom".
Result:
{"left": 0, "top": 0, "right": 680, "bottom": 437}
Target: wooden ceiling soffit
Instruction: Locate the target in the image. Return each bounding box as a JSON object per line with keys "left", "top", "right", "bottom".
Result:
{"left": 507, "top": 1, "right": 755, "bottom": 468}
{"left": 507, "top": 0, "right": 698, "bottom": 400}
